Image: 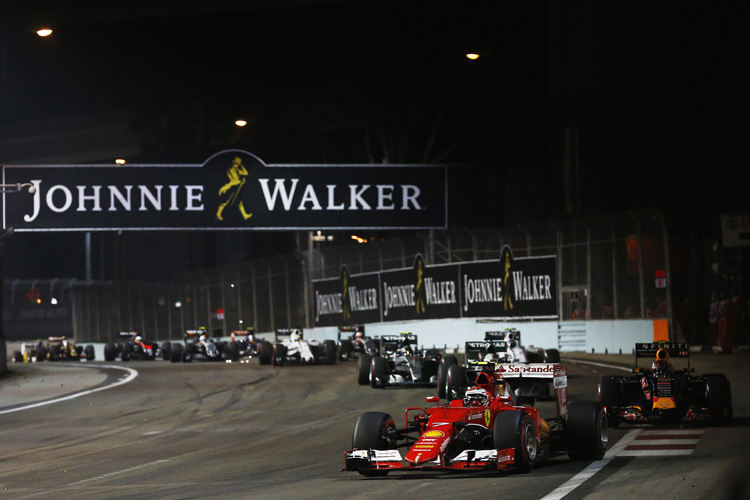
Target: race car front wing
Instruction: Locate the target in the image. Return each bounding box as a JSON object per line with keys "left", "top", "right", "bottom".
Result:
{"left": 345, "top": 447, "right": 516, "bottom": 472}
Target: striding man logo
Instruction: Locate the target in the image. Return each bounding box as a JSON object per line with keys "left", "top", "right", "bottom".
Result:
{"left": 414, "top": 255, "right": 426, "bottom": 314}
{"left": 216, "top": 156, "right": 253, "bottom": 221}
{"left": 502, "top": 247, "right": 514, "bottom": 311}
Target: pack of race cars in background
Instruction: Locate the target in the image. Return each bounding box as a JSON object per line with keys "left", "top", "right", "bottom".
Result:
{"left": 169, "top": 328, "right": 241, "bottom": 363}
{"left": 104, "top": 331, "right": 170, "bottom": 361}
{"left": 12, "top": 336, "right": 95, "bottom": 362}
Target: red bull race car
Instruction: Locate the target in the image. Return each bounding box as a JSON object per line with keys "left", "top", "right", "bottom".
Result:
{"left": 597, "top": 342, "right": 733, "bottom": 426}
{"left": 345, "top": 364, "right": 608, "bottom": 476}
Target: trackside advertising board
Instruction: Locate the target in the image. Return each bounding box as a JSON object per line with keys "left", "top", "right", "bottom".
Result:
{"left": 313, "top": 246, "right": 557, "bottom": 326}
{"left": 2, "top": 150, "right": 447, "bottom": 231}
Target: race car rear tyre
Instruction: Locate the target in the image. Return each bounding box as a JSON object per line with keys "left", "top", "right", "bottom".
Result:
{"left": 182, "top": 343, "right": 194, "bottom": 363}
{"left": 36, "top": 345, "right": 48, "bottom": 361}
{"left": 704, "top": 374, "right": 733, "bottom": 425}
{"left": 228, "top": 341, "right": 240, "bottom": 361}
{"left": 370, "top": 356, "right": 387, "bottom": 388}
{"left": 169, "top": 343, "right": 183, "bottom": 363}
{"left": 272, "top": 344, "right": 287, "bottom": 366}
{"left": 566, "top": 400, "right": 608, "bottom": 460}
{"left": 323, "top": 339, "right": 337, "bottom": 365}
{"left": 544, "top": 348, "right": 561, "bottom": 363}
{"left": 104, "top": 343, "right": 117, "bottom": 362}
{"left": 49, "top": 343, "right": 61, "bottom": 361}
{"left": 338, "top": 340, "right": 353, "bottom": 362}
{"left": 437, "top": 355, "right": 458, "bottom": 398}
{"left": 122, "top": 342, "right": 133, "bottom": 361}
{"left": 258, "top": 341, "right": 273, "bottom": 365}
{"left": 493, "top": 410, "right": 537, "bottom": 473}
{"left": 161, "top": 341, "right": 172, "bottom": 361}
{"left": 84, "top": 345, "right": 95, "bottom": 361}
{"left": 597, "top": 375, "right": 622, "bottom": 428}
{"left": 357, "top": 355, "right": 372, "bottom": 385}
{"left": 12, "top": 350, "right": 23, "bottom": 362}
{"left": 446, "top": 364, "right": 467, "bottom": 401}
{"left": 352, "top": 411, "right": 396, "bottom": 477}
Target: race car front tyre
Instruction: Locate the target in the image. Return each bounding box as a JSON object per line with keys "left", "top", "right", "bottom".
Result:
{"left": 338, "top": 340, "right": 353, "bottom": 362}
{"left": 437, "top": 355, "right": 457, "bottom": 399}
{"left": 370, "top": 356, "right": 387, "bottom": 389}
{"left": 49, "top": 343, "right": 61, "bottom": 361}
{"left": 357, "top": 355, "right": 372, "bottom": 385}
{"left": 493, "top": 410, "right": 537, "bottom": 473}
{"left": 446, "top": 365, "right": 467, "bottom": 401}
{"left": 597, "top": 375, "right": 622, "bottom": 428}
{"left": 258, "top": 341, "right": 273, "bottom": 365}
{"left": 272, "top": 344, "right": 287, "bottom": 366}
{"left": 352, "top": 411, "right": 396, "bottom": 477}
{"left": 566, "top": 401, "right": 608, "bottom": 460}
{"left": 323, "top": 339, "right": 337, "bottom": 365}
{"left": 36, "top": 345, "right": 48, "bottom": 361}
{"left": 12, "top": 351, "right": 23, "bottom": 362}
{"left": 704, "top": 374, "right": 733, "bottom": 425}
{"left": 84, "top": 345, "right": 95, "bottom": 361}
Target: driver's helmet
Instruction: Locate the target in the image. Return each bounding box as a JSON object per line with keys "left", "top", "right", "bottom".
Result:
{"left": 355, "top": 330, "right": 364, "bottom": 339}
{"left": 463, "top": 387, "right": 490, "bottom": 407}
{"left": 293, "top": 331, "right": 303, "bottom": 341}
{"left": 199, "top": 334, "right": 208, "bottom": 342}
{"left": 651, "top": 360, "right": 671, "bottom": 375}
{"left": 652, "top": 348, "right": 672, "bottom": 375}
{"left": 135, "top": 335, "right": 143, "bottom": 343}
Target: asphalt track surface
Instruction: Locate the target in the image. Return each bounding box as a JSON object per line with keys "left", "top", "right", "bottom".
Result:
{"left": 0, "top": 352, "right": 748, "bottom": 500}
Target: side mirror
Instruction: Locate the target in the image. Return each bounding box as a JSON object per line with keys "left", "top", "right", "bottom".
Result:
{"left": 425, "top": 396, "right": 440, "bottom": 404}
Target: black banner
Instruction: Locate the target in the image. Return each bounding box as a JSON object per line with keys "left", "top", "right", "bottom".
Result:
{"left": 312, "top": 246, "right": 557, "bottom": 326}
{"left": 2, "top": 150, "right": 447, "bottom": 231}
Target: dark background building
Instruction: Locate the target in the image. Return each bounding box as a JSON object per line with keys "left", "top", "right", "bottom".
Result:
{"left": 1, "top": 1, "right": 746, "bottom": 309}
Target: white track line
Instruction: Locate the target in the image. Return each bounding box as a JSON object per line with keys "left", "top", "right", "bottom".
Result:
{"left": 541, "top": 357, "right": 639, "bottom": 500}
{"left": 0, "top": 364, "right": 138, "bottom": 415}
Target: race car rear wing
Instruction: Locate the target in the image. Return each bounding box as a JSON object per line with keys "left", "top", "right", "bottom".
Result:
{"left": 485, "top": 329, "right": 521, "bottom": 343}
{"left": 380, "top": 333, "right": 418, "bottom": 354}
{"left": 464, "top": 340, "right": 510, "bottom": 363}
{"left": 634, "top": 342, "right": 690, "bottom": 369}
{"left": 276, "top": 328, "right": 304, "bottom": 340}
{"left": 337, "top": 325, "right": 364, "bottom": 341}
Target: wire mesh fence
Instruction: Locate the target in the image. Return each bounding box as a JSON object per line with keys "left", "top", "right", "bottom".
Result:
{"left": 4, "top": 209, "right": 671, "bottom": 342}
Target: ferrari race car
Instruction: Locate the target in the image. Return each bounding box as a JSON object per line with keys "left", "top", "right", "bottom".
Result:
{"left": 104, "top": 331, "right": 167, "bottom": 361}
{"left": 13, "top": 336, "right": 95, "bottom": 362}
{"left": 597, "top": 342, "right": 733, "bottom": 426}
{"left": 267, "top": 328, "right": 337, "bottom": 366}
{"left": 337, "top": 325, "right": 378, "bottom": 361}
{"left": 440, "top": 330, "right": 562, "bottom": 402}
{"left": 345, "top": 363, "right": 608, "bottom": 475}
{"left": 357, "top": 333, "right": 441, "bottom": 388}
{"left": 170, "top": 328, "right": 241, "bottom": 363}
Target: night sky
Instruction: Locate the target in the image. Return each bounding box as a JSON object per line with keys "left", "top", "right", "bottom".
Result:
{"left": 1, "top": 1, "right": 746, "bottom": 281}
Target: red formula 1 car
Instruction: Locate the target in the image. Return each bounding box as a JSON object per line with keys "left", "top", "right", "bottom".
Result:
{"left": 345, "top": 364, "right": 608, "bottom": 476}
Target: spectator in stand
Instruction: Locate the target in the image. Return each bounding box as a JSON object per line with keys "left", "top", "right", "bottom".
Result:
{"left": 717, "top": 292, "right": 738, "bottom": 353}
{"left": 647, "top": 295, "right": 668, "bottom": 319}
